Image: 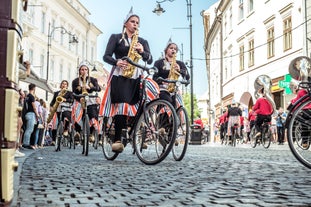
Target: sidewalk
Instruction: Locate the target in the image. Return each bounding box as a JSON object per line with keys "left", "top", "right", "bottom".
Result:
{"left": 11, "top": 147, "right": 43, "bottom": 206}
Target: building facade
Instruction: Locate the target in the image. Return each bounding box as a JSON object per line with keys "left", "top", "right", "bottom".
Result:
{"left": 19, "top": 0, "right": 107, "bottom": 101}
{"left": 203, "top": 0, "right": 305, "bottom": 126}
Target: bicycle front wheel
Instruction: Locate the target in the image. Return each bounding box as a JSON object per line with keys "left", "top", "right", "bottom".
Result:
{"left": 82, "top": 115, "right": 90, "bottom": 156}
{"left": 288, "top": 100, "right": 311, "bottom": 169}
{"left": 133, "top": 99, "right": 177, "bottom": 165}
{"left": 172, "top": 107, "right": 189, "bottom": 161}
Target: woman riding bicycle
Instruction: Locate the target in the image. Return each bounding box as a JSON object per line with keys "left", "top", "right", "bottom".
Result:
{"left": 49, "top": 80, "right": 73, "bottom": 138}
{"left": 152, "top": 38, "right": 190, "bottom": 109}
{"left": 99, "top": 7, "right": 159, "bottom": 153}
{"left": 72, "top": 62, "right": 101, "bottom": 143}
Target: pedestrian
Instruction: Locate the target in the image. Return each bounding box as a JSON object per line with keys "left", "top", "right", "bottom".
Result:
{"left": 213, "top": 119, "right": 219, "bottom": 142}
{"left": 244, "top": 117, "right": 251, "bottom": 143}
{"left": 30, "top": 97, "right": 42, "bottom": 149}
{"left": 270, "top": 115, "right": 277, "bottom": 143}
{"left": 22, "top": 83, "right": 39, "bottom": 150}
{"left": 219, "top": 107, "right": 228, "bottom": 144}
{"left": 99, "top": 7, "right": 157, "bottom": 153}
{"left": 275, "top": 107, "right": 286, "bottom": 145}
{"left": 38, "top": 99, "right": 47, "bottom": 148}
{"left": 15, "top": 89, "right": 25, "bottom": 157}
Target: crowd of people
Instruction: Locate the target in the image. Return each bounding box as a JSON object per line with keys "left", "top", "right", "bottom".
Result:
{"left": 213, "top": 96, "right": 289, "bottom": 145}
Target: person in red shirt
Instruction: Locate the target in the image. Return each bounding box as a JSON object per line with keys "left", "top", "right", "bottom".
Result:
{"left": 194, "top": 116, "right": 204, "bottom": 129}
{"left": 218, "top": 107, "right": 228, "bottom": 143}
{"left": 252, "top": 88, "right": 273, "bottom": 137}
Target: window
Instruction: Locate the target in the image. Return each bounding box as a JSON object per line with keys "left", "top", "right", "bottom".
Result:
{"left": 224, "top": 14, "right": 227, "bottom": 37}
{"left": 67, "top": 64, "right": 71, "bottom": 81}
{"left": 248, "top": 0, "right": 254, "bottom": 13}
{"left": 50, "top": 60, "right": 54, "bottom": 81}
{"left": 267, "top": 27, "right": 275, "bottom": 58}
{"left": 40, "top": 54, "right": 44, "bottom": 77}
{"left": 239, "top": 45, "right": 244, "bottom": 71}
{"left": 283, "top": 17, "right": 292, "bottom": 51}
{"left": 59, "top": 63, "right": 63, "bottom": 82}
{"left": 41, "top": 12, "right": 46, "bottom": 34}
{"left": 239, "top": 0, "right": 244, "bottom": 21}
{"left": 248, "top": 39, "right": 254, "bottom": 67}
{"left": 28, "top": 49, "right": 33, "bottom": 64}
{"left": 61, "top": 30, "right": 64, "bottom": 45}
{"left": 82, "top": 41, "right": 85, "bottom": 59}
{"left": 229, "top": 7, "right": 232, "bottom": 31}
{"left": 51, "top": 19, "right": 56, "bottom": 40}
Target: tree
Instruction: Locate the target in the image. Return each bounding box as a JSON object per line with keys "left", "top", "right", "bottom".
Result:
{"left": 182, "top": 92, "right": 201, "bottom": 121}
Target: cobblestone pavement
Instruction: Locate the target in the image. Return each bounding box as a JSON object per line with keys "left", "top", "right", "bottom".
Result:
{"left": 12, "top": 142, "right": 311, "bottom": 207}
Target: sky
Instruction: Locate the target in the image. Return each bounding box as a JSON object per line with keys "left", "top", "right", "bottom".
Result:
{"left": 79, "top": 0, "right": 219, "bottom": 98}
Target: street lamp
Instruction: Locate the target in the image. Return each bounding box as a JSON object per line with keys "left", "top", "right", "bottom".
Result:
{"left": 153, "top": 0, "right": 194, "bottom": 124}
{"left": 46, "top": 22, "right": 78, "bottom": 100}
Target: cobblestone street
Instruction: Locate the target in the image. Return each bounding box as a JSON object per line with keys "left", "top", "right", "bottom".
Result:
{"left": 12, "top": 142, "right": 311, "bottom": 206}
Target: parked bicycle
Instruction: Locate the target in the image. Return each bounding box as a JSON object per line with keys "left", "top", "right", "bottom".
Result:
{"left": 156, "top": 77, "right": 190, "bottom": 161}
{"left": 72, "top": 93, "right": 99, "bottom": 156}
{"left": 250, "top": 119, "right": 272, "bottom": 148}
{"left": 101, "top": 57, "right": 178, "bottom": 165}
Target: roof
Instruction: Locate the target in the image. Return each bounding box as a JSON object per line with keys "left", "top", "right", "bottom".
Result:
{"left": 19, "top": 63, "right": 53, "bottom": 93}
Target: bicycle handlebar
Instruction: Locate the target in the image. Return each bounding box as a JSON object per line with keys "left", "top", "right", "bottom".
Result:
{"left": 72, "top": 93, "right": 98, "bottom": 98}
{"left": 156, "top": 77, "right": 190, "bottom": 86}
{"left": 121, "top": 56, "right": 158, "bottom": 75}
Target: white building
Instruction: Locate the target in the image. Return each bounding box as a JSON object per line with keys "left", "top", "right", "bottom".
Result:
{"left": 19, "top": 0, "right": 105, "bottom": 102}
{"left": 202, "top": 0, "right": 305, "bottom": 125}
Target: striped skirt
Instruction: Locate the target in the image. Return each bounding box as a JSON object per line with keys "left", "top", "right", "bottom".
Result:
{"left": 99, "top": 77, "right": 159, "bottom": 117}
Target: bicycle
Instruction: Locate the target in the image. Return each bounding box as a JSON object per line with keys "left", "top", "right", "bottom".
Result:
{"left": 72, "top": 93, "right": 99, "bottom": 156}
{"left": 156, "top": 77, "right": 190, "bottom": 161}
{"left": 101, "top": 56, "right": 178, "bottom": 165}
{"left": 229, "top": 123, "right": 239, "bottom": 147}
{"left": 55, "top": 105, "right": 73, "bottom": 151}
{"left": 249, "top": 119, "right": 272, "bottom": 148}
{"left": 286, "top": 81, "right": 311, "bottom": 169}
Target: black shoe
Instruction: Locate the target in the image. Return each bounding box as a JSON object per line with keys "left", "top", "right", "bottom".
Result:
{"left": 21, "top": 144, "right": 33, "bottom": 150}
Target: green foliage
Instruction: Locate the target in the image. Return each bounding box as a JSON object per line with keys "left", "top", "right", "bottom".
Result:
{"left": 182, "top": 92, "right": 201, "bottom": 122}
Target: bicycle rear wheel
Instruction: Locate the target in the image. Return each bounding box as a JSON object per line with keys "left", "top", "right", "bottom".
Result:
{"left": 262, "top": 126, "right": 272, "bottom": 149}
{"left": 288, "top": 100, "right": 311, "bottom": 169}
{"left": 102, "top": 118, "right": 119, "bottom": 160}
{"left": 82, "top": 115, "right": 90, "bottom": 156}
{"left": 250, "top": 126, "right": 257, "bottom": 148}
{"left": 232, "top": 130, "right": 237, "bottom": 147}
{"left": 55, "top": 122, "right": 63, "bottom": 151}
{"left": 172, "top": 107, "right": 189, "bottom": 161}
{"left": 133, "top": 99, "right": 177, "bottom": 165}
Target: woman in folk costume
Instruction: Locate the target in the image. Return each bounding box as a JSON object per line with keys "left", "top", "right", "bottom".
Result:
{"left": 49, "top": 80, "right": 73, "bottom": 138}
{"left": 153, "top": 38, "right": 190, "bottom": 109}
{"left": 99, "top": 7, "right": 159, "bottom": 152}
{"left": 72, "top": 62, "right": 101, "bottom": 142}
